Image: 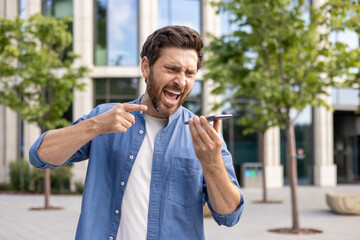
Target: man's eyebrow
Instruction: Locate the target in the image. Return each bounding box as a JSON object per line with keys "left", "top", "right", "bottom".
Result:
{"left": 164, "top": 64, "right": 197, "bottom": 73}
{"left": 186, "top": 68, "right": 197, "bottom": 73}
{"left": 164, "top": 64, "right": 179, "bottom": 68}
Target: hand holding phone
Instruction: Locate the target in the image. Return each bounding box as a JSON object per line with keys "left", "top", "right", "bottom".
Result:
{"left": 184, "top": 114, "right": 232, "bottom": 124}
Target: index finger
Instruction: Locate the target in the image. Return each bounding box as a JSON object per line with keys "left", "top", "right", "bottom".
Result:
{"left": 122, "top": 104, "right": 148, "bottom": 112}
{"left": 199, "top": 116, "right": 221, "bottom": 139}
{"left": 213, "top": 119, "right": 221, "bottom": 133}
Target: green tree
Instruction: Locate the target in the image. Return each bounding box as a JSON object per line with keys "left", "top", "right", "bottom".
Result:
{"left": 205, "top": 0, "right": 360, "bottom": 233}
{"left": 0, "top": 13, "right": 89, "bottom": 209}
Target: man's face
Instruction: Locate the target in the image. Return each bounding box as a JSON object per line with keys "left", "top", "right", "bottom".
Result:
{"left": 142, "top": 47, "right": 198, "bottom": 118}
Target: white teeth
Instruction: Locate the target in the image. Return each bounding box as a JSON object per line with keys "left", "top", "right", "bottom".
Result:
{"left": 166, "top": 89, "right": 181, "bottom": 95}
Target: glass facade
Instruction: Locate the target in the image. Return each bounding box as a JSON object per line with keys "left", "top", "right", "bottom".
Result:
{"left": 94, "top": 78, "right": 139, "bottom": 106}
{"left": 280, "top": 106, "right": 313, "bottom": 185}
{"left": 219, "top": 0, "right": 238, "bottom": 36}
{"left": 219, "top": 5, "right": 258, "bottom": 179}
{"left": 183, "top": 80, "right": 202, "bottom": 115}
{"left": 19, "top": 0, "right": 26, "bottom": 19}
{"left": 221, "top": 96, "right": 259, "bottom": 183}
{"left": 329, "top": 30, "right": 360, "bottom": 50}
{"left": 41, "top": 0, "right": 73, "bottom": 122}
{"left": 42, "top": 0, "right": 73, "bottom": 61}
{"left": 332, "top": 87, "right": 360, "bottom": 107}
{"left": 158, "top": 0, "right": 201, "bottom": 34}
{"left": 42, "top": 0, "right": 73, "bottom": 17}
{"left": 333, "top": 110, "right": 360, "bottom": 183}
{"left": 332, "top": 87, "right": 360, "bottom": 183}
{"left": 222, "top": 104, "right": 258, "bottom": 166}
{"left": 329, "top": 20, "right": 360, "bottom": 77}
{"left": 94, "top": 0, "right": 138, "bottom": 66}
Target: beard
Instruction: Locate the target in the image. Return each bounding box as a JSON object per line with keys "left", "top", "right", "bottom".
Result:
{"left": 146, "top": 70, "right": 192, "bottom": 117}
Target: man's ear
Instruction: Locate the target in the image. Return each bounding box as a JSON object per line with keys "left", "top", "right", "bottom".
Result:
{"left": 141, "top": 57, "right": 150, "bottom": 79}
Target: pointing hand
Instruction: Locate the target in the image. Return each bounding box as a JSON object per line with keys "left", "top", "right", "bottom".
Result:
{"left": 94, "top": 104, "right": 148, "bottom": 134}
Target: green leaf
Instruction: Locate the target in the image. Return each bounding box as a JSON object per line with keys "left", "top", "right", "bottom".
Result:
{"left": 204, "top": 0, "right": 360, "bottom": 134}
{"left": 0, "top": 14, "right": 91, "bottom": 132}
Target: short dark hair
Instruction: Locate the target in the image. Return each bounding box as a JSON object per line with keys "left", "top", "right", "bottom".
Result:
{"left": 140, "top": 25, "right": 204, "bottom": 70}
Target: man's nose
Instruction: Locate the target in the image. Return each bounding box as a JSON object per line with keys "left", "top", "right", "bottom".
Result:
{"left": 174, "top": 72, "right": 186, "bottom": 88}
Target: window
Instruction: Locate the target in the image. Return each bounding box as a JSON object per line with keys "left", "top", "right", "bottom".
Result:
{"left": 19, "top": 0, "right": 26, "bottom": 19}
{"left": 222, "top": 100, "right": 258, "bottom": 165}
{"left": 183, "top": 80, "right": 202, "bottom": 115}
{"left": 94, "top": 78, "right": 139, "bottom": 106}
{"left": 328, "top": 6, "right": 360, "bottom": 78}
{"left": 42, "top": 0, "right": 73, "bottom": 60}
{"left": 219, "top": 0, "right": 238, "bottom": 36}
{"left": 158, "top": 0, "right": 201, "bottom": 34}
{"left": 332, "top": 87, "right": 360, "bottom": 107}
{"left": 94, "top": 0, "right": 138, "bottom": 66}
{"left": 42, "top": 0, "right": 73, "bottom": 17}
{"left": 329, "top": 29, "right": 360, "bottom": 51}
{"left": 41, "top": 0, "right": 74, "bottom": 122}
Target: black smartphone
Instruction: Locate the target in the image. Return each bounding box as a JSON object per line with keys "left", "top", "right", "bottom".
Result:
{"left": 184, "top": 114, "right": 233, "bottom": 124}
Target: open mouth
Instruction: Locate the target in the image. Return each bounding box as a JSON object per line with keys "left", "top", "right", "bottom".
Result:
{"left": 163, "top": 89, "right": 181, "bottom": 104}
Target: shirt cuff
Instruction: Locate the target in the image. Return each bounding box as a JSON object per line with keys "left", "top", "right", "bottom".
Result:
{"left": 28, "top": 131, "right": 60, "bottom": 169}
{"left": 207, "top": 189, "right": 245, "bottom": 227}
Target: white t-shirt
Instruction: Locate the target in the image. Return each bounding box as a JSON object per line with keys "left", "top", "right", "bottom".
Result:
{"left": 117, "top": 114, "right": 167, "bottom": 240}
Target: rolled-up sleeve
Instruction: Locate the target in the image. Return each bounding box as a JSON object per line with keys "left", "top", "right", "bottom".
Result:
{"left": 28, "top": 131, "right": 60, "bottom": 169}
{"left": 207, "top": 189, "right": 245, "bottom": 227}
{"left": 28, "top": 104, "right": 113, "bottom": 169}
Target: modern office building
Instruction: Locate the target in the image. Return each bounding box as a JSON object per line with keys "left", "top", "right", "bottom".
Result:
{"left": 0, "top": 0, "right": 359, "bottom": 190}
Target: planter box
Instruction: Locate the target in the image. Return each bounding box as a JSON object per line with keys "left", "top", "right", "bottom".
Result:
{"left": 326, "top": 193, "right": 360, "bottom": 215}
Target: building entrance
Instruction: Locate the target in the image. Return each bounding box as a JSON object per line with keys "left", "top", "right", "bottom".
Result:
{"left": 333, "top": 111, "right": 360, "bottom": 183}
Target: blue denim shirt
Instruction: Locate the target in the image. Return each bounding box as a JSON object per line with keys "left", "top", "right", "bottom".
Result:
{"left": 29, "top": 96, "right": 244, "bottom": 240}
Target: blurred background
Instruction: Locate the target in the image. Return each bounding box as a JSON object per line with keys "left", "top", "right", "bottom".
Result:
{"left": 0, "top": 0, "right": 359, "bottom": 196}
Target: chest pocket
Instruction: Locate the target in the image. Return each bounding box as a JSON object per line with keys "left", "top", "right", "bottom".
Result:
{"left": 168, "top": 157, "right": 203, "bottom": 207}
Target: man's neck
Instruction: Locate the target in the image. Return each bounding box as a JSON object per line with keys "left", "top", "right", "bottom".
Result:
{"left": 140, "top": 93, "right": 168, "bottom": 119}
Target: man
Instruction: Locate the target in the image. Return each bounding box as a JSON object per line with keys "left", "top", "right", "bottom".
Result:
{"left": 29, "top": 25, "right": 244, "bottom": 240}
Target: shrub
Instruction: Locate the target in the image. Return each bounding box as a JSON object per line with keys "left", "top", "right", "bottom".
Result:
{"left": 8, "top": 159, "right": 74, "bottom": 194}
{"left": 9, "top": 159, "right": 30, "bottom": 191}
{"left": 29, "top": 165, "right": 73, "bottom": 194}
{"left": 74, "top": 181, "right": 84, "bottom": 195}
{"left": 30, "top": 167, "right": 44, "bottom": 192}
{"left": 0, "top": 182, "right": 11, "bottom": 191}
{"left": 51, "top": 165, "right": 73, "bottom": 194}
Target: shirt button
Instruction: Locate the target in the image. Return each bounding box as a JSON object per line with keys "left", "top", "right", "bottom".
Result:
{"left": 109, "top": 237, "right": 113, "bottom": 240}
{"left": 129, "top": 155, "right": 134, "bottom": 160}
{"left": 139, "top": 130, "right": 144, "bottom": 135}
{"left": 140, "top": 111, "right": 143, "bottom": 114}
{"left": 115, "top": 210, "right": 119, "bottom": 214}
{"left": 121, "top": 182, "right": 125, "bottom": 186}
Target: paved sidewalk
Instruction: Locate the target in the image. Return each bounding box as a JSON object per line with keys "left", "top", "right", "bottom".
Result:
{"left": 0, "top": 184, "right": 359, "bottom": 239}
{"left": 205, "top": 184, "right": 360, "bottom": 240}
